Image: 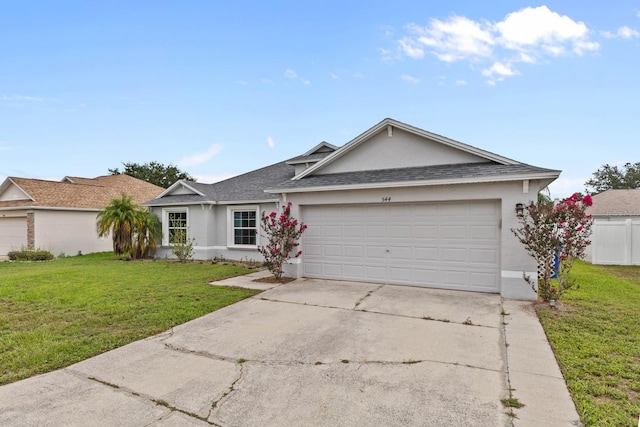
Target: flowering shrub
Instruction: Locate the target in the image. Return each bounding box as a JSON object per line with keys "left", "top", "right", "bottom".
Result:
{"left": 258, "top": 202, "right": 307, "bottom": 280}
{"left": 512, "top": 193, "right": 593, "bottom": 302}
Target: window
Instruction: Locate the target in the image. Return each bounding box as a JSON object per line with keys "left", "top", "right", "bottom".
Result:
{"left": 162, "top": 209, "right": 188, "bottom": 245}
{"left": 228, "top": 206, "right": 259, "bottom": 247}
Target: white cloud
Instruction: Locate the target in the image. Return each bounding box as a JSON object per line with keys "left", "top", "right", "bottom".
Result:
{"left": 284, "top": 69, "right": 310, "bottom": 84}
{"left": 177, "top": 144, "right": 223, "bottom": 167}
{"left": 354, "top": 72, "right": 364, "bottom": 78}
{"left": 602, "top": 26, "right": 640, "bottom": 39}
{"left": 406, "top": 16, "right": 494, "bottom": 62}
{"left": 330, "top": 73, "right": 340, "bottom": 80}
{"left": 261, "top": 78, "right": 273, "bottom": 85}
{"left": 267, "top": 136, "right": 275, "bottom": 148}
{"left": 547, "top": 176, "right": 588, "bottom": 200}
{"left": 192, "top": 173, "right": 238, "bottom": 184}
{"left": 495, "top": 6, "right": 589, "bottom": 48}
{"left": 482, "top": 61, "right": 519, "bottom": 80}
{"left": 398, "top": 38, "right": 425, "bottom": 59}
{"left": 401, "top": 74, "right": 420, "bottom": 84}
{"left": 395, "top": 6, "right": 601, "bottom": 84}
{"left": 235, "top": 80, "right": 248, "bottom": 86}
{"left": 455, "top": 79, "right": 468, "bottom": 86}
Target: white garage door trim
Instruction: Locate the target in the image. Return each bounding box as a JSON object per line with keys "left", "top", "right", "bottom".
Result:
{"left": 0, "top": 216, "right": 28, "bottom": 258}
{"left": 302, "top": 201, "right": 501, "bottom": 293}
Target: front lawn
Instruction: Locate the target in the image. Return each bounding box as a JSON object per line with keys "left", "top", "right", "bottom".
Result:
{"left": 0, "top": 252, "right": 259, "bottom": 386}
{"left": 538, "top": 261, "right": 640, "bottom": 426}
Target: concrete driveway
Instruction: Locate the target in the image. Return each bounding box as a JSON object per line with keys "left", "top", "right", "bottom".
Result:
{"left": 0, "top": 274, "right": 581, "bottom": 426}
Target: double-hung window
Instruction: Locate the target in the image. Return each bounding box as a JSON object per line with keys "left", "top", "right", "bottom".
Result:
{"left": 228, "top": 206, "right": 258, "bottom": 247}
{"left": 163, "top": 209, "right": 188, "bottom": 245}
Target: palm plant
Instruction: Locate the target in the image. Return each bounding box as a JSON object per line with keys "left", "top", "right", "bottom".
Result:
{"left": 97, "top": 194, "right": 161, "bottom": 258}
{"left": 130, "top": 210, "right": 162, "bottom": 259}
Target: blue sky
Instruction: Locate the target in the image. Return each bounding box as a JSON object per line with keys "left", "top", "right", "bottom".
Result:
{"left": 1, "top": 1, "right": 638, "bottom": 198}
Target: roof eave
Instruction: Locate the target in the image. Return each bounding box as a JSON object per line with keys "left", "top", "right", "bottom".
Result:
{"left": 266, "top": 171, "right": 561, "bottom": 194}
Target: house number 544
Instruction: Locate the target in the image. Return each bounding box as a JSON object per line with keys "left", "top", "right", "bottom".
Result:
{"left": 381, "top": 197, "right": 391, "bottom": 202}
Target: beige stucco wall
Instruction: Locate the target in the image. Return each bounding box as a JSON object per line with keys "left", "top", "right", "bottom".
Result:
{"left": 282, "top": 179, "right": 545, "bottom": 300}
{"left": 33, "top": 210, "right": 112, "bottom": 256}
{"left": 317, "top": 128, "right": 489, "bottom": 175}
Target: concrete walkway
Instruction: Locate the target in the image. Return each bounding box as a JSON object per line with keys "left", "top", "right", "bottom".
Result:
{"left": 0, "top": 273, "right": 581, "bottom": 426}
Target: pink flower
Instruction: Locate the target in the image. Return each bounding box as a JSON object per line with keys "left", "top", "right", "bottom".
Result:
{"left": 583, "top": 194, "right": 593, "bottom": 207}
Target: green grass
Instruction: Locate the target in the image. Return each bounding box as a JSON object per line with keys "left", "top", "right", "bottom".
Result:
{"left": 538, "top": 261, "right": 640, "bottom": 426}
{"left": 0, "top": 252, "right": 260, "bottom": 386}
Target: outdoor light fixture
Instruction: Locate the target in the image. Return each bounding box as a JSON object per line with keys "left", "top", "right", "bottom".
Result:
{"left": 515, "top": 203, "right": 524, "bottom": 217}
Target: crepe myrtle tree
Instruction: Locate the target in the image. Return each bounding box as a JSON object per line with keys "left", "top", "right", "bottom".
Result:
{"left": 512, "top": 193, "right": 593, "bottom": 302}
{"left": 258, "top": 202, "right": 307, "bottom": 280}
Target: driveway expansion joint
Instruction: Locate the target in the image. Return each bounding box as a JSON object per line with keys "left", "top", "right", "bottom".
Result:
{"left": 261, "top": 297, "right": 500, "bottom": 328}
{"left": 353, "top": 284, "right": 385, "bottom": 309}
{"left": 499, "top": 297, "right": 517, "bottom": 426}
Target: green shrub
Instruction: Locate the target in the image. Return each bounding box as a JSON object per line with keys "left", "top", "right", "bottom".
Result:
{"left": 7, "top": 248, "right": 54, "bottom": 261}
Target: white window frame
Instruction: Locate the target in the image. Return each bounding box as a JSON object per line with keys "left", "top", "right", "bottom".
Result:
{"left": 227, "top": 205, "right": 260, "bottom": 248}
{"left": 162, "top": 208, "right": 189, "bottom": 246}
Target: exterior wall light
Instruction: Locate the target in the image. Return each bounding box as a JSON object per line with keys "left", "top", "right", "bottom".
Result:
{"left": 515, "top": 203, "right": 524, "bottom": 218}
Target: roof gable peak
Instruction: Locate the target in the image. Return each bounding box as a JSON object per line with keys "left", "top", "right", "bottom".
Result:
{"left": 293, "top": 118, "right": 519, "bottom": 180}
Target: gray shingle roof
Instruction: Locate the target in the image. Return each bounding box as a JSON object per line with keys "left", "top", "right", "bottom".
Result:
{"left": 142, "top": 161, "right": 294, "bottom": 206}
{"left": 587, "top": 189, "right": 640, "bottom": 216}
{"left": 267, "top": 162, "right": 560, "bottom": 191}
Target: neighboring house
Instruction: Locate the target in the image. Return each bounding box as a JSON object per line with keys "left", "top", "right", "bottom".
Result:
{"left": 143, "top": 118, "right": 560, "bottom": 300}
{"left": 585, "top": 189, "right": 640, "bottom": 265}
{"left": 0, "top": 174, "right": 163, "bottom": 259}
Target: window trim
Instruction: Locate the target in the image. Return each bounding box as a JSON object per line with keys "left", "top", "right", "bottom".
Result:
{"left": 227, "top": 205, "right": 260, "bottom": 249}
{"left": 162, "top": 208, "right": 189, "bottom": 246}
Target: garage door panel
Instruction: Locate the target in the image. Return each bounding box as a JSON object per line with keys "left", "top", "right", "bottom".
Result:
{"left": 344, "top": 265, "right": 365, "bottom": 278}
{"left": 441, "top": 225, "right": 467, "bottom": 239}
{"left": 388, "top": 246, "right": 412, "bottom": 260}
{"left": 304, "top": 243, "right": 323, "bottom": 256}
{"left": 470, "top": 272, "right": 499, "bottom": 289}
{"left": 441, "top": 247, "right": 468, "bottom": 263}
{"left": 344, "top": 225, "right": 363, "bottom": 237}
{"left": 388, "top": 267, "right": 413, "bottom": 282}
{"left": 389, "top": 225, "right": 412, "bottom": 238}
{"left": 470, "top": 248, "right": 499, "bottom": 265}
{"left": 366, "top": 266, "right": 387, "bottom": 281}
{"left": 414, "top": 225, "right": 439, "bottom": 239}
{"left": 302, "top": 201, "right": 500, "bottom": 293}
{"left": 414, "top": 247, "right": 439, "bottom": 261}
{"left": 323, "top": 245, "right": 342, "bottom": 257}
{"left": 365, "top": 225, "right": 386, "bottom": 238}
{"left": 366, "top": 246, "right": 387, "bottom": 258}
{"left": 470, "top": 225, "right": 498, "bottom": 240}
{"left": 323, "top": 263, "right": 343, "bottom": 277}
{"left": 441, "top": 270, "right": 469, "bottom": 286}
{"left": 343, "top": 245, "right": 364, "bottom": 257}
{"left": 323, "top": 226, "right": 342, "bottom": 237}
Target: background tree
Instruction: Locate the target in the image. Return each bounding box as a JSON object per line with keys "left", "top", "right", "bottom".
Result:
{"left": 108, "top": 161, "right": 195, "bottom": 188}
{"left": 97, "top": 194, "right": 161, "bottom": 259}
{"left": 585, "top": 162, "right": 640, "bottom": 194}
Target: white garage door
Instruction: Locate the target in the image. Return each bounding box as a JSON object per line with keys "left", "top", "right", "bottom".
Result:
{"left": 0, "top": 216, "right": 28, "bottom": 258}
{"left": 302, "top": 201, "right": 501, "bottom": 293}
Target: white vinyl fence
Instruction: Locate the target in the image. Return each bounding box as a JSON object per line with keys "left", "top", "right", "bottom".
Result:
{"left": 587, "top": 219, "right": 640, "bottom": 265}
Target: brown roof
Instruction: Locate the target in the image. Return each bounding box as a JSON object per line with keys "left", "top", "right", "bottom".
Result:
{"left": 587, "top": 189, "right": 640, "bottom": 216}
{"left": 0, "top": 175, "right": 164, "bottom": 210}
